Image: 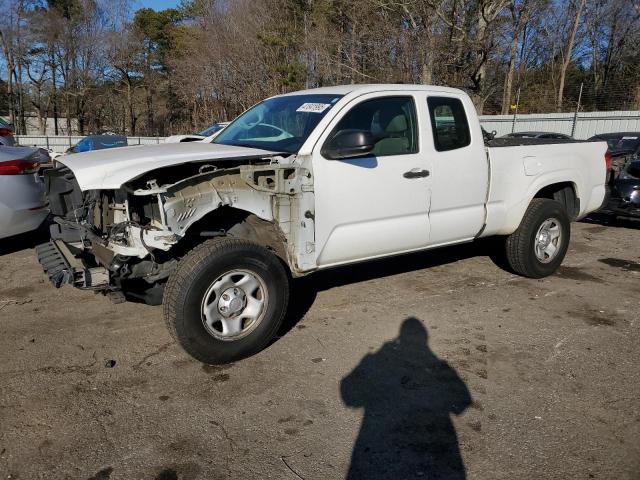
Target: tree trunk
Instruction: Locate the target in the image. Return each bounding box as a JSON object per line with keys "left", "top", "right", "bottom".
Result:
{"left": 421, "top": 27, "right": 435, "bottom": 84}
{"left": 501, "top": 33, "right": 520, "bottom": 114}
{"left": 501, "top": 4, "right": 529, "bottom": 115}
{"left": 0, "top": 31, "right": 17, "bottom": 131}
{"left": 473, "top": 7, "right": 489, "bottom": 115}
{"left": 146, "top": 84, "right": 154, "bottom": 136}
{"left": 556, "top": 0, "right": 586, "bottom": 112}
{"left": 65, "top": 90, "right": 72, "bottom": 134}
{"left": 127, "top": 80, "right": 136, "bottom": 136}
{"left": 52, "top": 72, "right": 59, "bottom": 136}
{"left": 5, "top": 63, "right": 16, "bottom": 130}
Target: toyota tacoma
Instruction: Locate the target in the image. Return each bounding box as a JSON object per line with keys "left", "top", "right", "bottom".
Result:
{"left": 37, "top": 84, "right": 607, "bottom": 364}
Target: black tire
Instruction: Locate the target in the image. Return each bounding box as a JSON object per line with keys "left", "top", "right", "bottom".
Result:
{"left": 163, "top": 237, "right": 289, "bottom": 364}
{"left": 505, "top": 198, "right": 570, "bottom": 278}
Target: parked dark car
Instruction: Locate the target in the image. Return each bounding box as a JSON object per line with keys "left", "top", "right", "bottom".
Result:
{"left": 588, "top": 132, "right": 639, "bottom": 174}
{"left": 67, "top": 134, "right": 127, "bottom": 154}
{"left": 601, "top": 160, "right": 640, "bottom": 218}
{"left": 589, "top": 133, "right": 640, "bottom": 218}
{"left": 588, "top": 132, "right": 640, "bottom": 156}
{"left": 503, "top": 131, "right": 572, "bottom": 140}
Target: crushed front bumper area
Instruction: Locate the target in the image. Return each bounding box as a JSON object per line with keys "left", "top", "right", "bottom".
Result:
{"left": 36, "top": 240, "right": 109, "bottom": 289}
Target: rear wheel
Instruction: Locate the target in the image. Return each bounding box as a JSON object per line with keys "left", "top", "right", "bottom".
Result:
{"left": 163, "top": 237, "right": 289, "bottom": 364}
{"left": 505, "top": 199, "right": 570, "bottom": 278}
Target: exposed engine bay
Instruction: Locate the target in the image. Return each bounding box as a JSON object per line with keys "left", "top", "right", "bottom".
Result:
{"left": 40, "top": 155, "right": 316, "bottom": 304}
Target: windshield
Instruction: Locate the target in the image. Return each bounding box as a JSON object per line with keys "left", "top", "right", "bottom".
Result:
{"left": 214, "top": 94, "right": 343, "bottom": 153}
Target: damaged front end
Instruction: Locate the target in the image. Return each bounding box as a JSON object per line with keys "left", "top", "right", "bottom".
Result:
{"left": 37, "top": 155, "right": 315, "bottom": 305}
{"left": 37, "top": 166, "right": 178, "bottom": 303}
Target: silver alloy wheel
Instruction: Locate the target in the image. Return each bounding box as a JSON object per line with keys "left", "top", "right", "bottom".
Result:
{"left": 534, "top": 218, "right": 562, "bottom": 264}
{"left": 201, "top": 269, "right": 268, "bottom": 341}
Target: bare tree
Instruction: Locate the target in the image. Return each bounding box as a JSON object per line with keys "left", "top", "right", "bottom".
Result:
{"left": 556, "top": 0, "right": 586, "bottom": 111}
{"left": 2, "top": 0, "right": 640, "bottom": 136}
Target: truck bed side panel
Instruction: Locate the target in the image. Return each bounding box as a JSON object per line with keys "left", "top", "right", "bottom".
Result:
{"left": 482, "top": 142, "right": 607, "bottom": 237}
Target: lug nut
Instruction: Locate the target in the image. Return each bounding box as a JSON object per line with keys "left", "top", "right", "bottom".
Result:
{"left": 220, "top": 306, "right": 227, "bottom": 311}
{"left": 222, "top": 294, "right": 229, "bottom": 300}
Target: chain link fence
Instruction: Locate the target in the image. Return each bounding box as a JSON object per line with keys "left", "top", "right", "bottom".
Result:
{"left": 15, "top": 136, "right": 165, "bottom": 153}
{"left": 481, "top": 79, "right": 640, "bottom": 138}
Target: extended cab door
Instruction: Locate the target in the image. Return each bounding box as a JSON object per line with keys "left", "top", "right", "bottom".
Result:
{"left": 311, "top": 93, "right": 432, "bottom": 267}
{"left": 424, "top": 95, "right": 488, "bottom": 244}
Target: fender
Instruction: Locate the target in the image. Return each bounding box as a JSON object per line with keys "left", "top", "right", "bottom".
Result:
{"left": 155, "top": 163, "right": 315, "bottom": 274}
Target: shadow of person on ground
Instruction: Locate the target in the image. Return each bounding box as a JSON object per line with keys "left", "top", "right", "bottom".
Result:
{"left": 341, "top": 317, "right": 471, "bottom": 480}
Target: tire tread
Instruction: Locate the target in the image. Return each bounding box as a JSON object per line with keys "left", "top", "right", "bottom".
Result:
{"left": 505, "top": 198, "right": 569, "bottom": 278}
{"left": 163, "top": 237, "right": 289, "bottom": 363}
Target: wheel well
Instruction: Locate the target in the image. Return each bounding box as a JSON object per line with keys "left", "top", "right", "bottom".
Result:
{"left": 534, "top": 182, "right": 579, "bottom": 220}
{"left": 181, "top": 206, "right": 290, "bottom": 267}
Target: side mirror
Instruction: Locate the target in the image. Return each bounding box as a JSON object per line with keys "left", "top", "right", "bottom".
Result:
{"left": 322, "top": 129, "right": 376, "bottom": 160}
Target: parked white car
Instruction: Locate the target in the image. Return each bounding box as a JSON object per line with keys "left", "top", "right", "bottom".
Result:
{"left": 164, "top": 122, "right": 229, "bottom": 143}
{"left": 38, "top": 84, "right": 607, "bottom": 364}
{"left": 0, "top": 146, "right": 48, "bottom": 239}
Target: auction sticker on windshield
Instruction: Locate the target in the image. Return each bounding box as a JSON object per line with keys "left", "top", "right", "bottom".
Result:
{"left": 297, "top": 103, "right": 331, "bottom": 113}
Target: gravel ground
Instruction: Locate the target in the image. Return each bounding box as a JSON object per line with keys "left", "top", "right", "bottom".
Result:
{"left": 0, "top": 217, "right": 639, "bottom": 480}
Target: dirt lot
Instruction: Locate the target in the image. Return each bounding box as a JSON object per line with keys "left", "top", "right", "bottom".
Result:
{"left": 1, "top": 217, "right": 639, "bottom": 480}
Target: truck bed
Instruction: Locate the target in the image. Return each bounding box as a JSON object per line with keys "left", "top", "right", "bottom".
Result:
{"left": 482, "top": 141, "right": 607, "bottom": 237}
{"left": 486, "top": 137, "right": 581, "bottom": 148}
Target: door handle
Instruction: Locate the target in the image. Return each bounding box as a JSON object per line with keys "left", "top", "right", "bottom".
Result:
{"left": 403, "top": 168, "right": 430, "bottom": 179}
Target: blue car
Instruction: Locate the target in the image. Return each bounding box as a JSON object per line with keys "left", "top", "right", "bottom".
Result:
{"left": 68, "top": 135, "right": 127, "bottom": 153}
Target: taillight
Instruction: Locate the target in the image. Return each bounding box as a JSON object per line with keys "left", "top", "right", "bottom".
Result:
{"left": 0, "top": 159, "right": 40, "bottom": 175}
{"left": 604, "top": 151, "right": 613, "bottom": 171}
{"left": 0, "top": 127, "right": 12, "bottom": 137}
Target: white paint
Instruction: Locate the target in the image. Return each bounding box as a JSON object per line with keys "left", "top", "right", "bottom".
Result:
{"left": 482, "top": 141, "right": 607, "bottom": 235}
{"left": 310, "top": 90, "right": 432, "bottom": 266}
{"left": 57, "top": 142, "right": 277, "bottom": 190}
{"left": 51, "top": 84, "right": 608, "bottom": 273}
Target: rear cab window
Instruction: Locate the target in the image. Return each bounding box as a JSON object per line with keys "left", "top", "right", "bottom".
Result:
{"left": 427, "top": 97, "right": 471, "bottom": 151}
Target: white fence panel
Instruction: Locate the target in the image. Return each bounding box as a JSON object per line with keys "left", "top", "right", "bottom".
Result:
{"left": 15, "top": 135, "right": 166, "bottom": 153}
{"left": 479, "top": 110, "right": 640, "bottom": 139}
{"left": 126, "top": 137, "right": 166, "bottom": 146}
{"left": 15, "top": 111, "right": 640, "bottom": 150}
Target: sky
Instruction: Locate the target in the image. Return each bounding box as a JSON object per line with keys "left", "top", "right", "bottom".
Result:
{"left": 135, "top": 0, "right": 181, "bottom": 11}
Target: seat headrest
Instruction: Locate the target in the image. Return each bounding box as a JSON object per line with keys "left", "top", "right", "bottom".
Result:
{"left": 385, "top": 114, "right": 408, "bottom": 133}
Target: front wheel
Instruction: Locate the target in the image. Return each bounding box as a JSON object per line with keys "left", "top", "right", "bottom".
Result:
{"left": 163, "top": 237, "right": 289, "bottom": 364}
{"left": 505, "top": 199, "right": 570, "bottom": 278}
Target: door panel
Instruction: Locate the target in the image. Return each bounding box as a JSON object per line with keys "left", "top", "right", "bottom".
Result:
{"left": 425, "top": 95, "right": 488, "bottom": 244}
{"left": 312, "top": 93, "right": 432, "bottom": 267}
{"left": 314, "top": 154, "right": 431, "bottom": 266}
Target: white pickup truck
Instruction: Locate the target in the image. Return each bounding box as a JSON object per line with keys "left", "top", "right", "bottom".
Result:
{"left": 38, "top": 84, "right": 607, "bottom": 364}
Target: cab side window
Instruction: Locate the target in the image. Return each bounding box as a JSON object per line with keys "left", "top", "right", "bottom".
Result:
{"left": 427, "top": 97, "right": 471, "bottom": 152}
{"left": 329, "top": 96, "right": 418, "bottom": 157}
